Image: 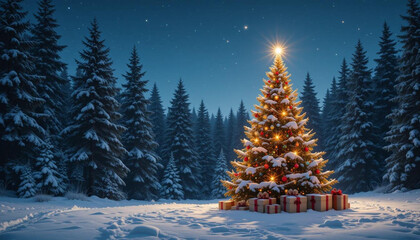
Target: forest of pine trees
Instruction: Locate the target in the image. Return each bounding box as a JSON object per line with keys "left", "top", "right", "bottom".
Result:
{"left": 0, "top": 0, "right": 418, "bottom": 200}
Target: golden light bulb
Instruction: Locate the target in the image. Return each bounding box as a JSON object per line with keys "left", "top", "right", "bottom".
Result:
{"left": 282, "top": 111, "right": 286, "bottom": 116}
{"left": 275, "top": 47, "right": 282, "bottom": 55}
{"left": 275, "top": 135, "right": 280, "bottom": 140}
{"left": 264, "top": 126, "right": 269, "bottom": 131}
{"left": 270, "top": 177, "right": 275, "bottom": 181}
{"left": 274, "top": 95, "right": 279, "bottom": 100}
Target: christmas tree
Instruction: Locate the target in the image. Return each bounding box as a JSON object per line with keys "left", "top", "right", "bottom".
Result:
{"left": 223, "top": 48, "right": 336, "bottom": 201}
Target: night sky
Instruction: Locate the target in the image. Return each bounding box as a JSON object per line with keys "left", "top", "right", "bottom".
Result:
{"left": 23, "top": 0, "right": 407, "bottom": 116}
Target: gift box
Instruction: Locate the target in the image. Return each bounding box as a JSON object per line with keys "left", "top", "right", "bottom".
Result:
{"left": 265, "top": 204, "right": 281, "bottom": 214}
{"left": 306, "top": 194, "right": 331, "bottom": 212}
{"left": 248, "top": 198, "right": 259, "bottom": 212}
{"left": 281, "top": 195, "right": 307, "bottom": 213}
{"left": 218, "top": 200, "right": 234, "bottom": 210}
{"left": 332, "top": 194, "right": 348, "bottom": 210}
{"left": 257, "top": 204, "right": 265, "bottom": 213}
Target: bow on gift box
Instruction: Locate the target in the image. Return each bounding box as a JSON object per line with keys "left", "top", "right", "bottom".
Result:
{"left": 331, "top": 188, "right": 342, "bottom": 195}
{"left": 294, "top": 198, "right": 302, "bottom": 205}
{"left": 257, "top": 191, "right": 270, "bottom": 199}
{"left": 287, "top": 189, "right": 299, "bottom": 196}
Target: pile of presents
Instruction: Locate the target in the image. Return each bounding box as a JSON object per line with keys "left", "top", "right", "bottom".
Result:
{"left": 219, "top": 188, "right": 350, "bottom": 214}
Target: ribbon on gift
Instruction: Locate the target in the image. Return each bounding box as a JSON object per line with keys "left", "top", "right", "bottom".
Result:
{"left": 258, "top": 191, "right": 269, "bottom": 199}
{"left": 326, "top": 195, "right": 329, "bottom": 211}
{"left": 219, "top": 201, "right": 224, "bottom": 210}
{"left": 294, "top": 197, "right": 301, "bottom": 213}
{"left": 331, "top": 188, "right": 342, "bottom": 195}
{"left": 251, "top": 198, "right": 258, "bottom": 211}
{"left": 283, "top": 196, "right": 287, "bottom": 211}
{"left": 310, "top": 196, "right": 316, "bottom": 210}
{"left": 343, "top": 195, "right": 346, "bottom": 210}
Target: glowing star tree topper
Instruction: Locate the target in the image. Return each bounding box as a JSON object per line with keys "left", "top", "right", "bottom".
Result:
{"left": 222, "top": 48, "right": 337, "bottom": 201}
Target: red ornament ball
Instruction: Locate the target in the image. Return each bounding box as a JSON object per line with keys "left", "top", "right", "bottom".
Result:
{"left": 244, "top": 157, "right": 248, "bottom": 162}
{"left": 285, "top": 81, "right": 288, "bottom": 85}
{"left": 229, "top": 186, "right": 232, "bottom": 190}
{"left": 282, "top": 176, "right": 287, "bottom": 182}
{"left": 260, "top": 131, "right": 264, "bottom": 136}
{"left": 234, "top": 173, "right": 239, "bottom": 177}
{"left": 304, "top": 147, "right": 309, "bottom": 152}
{"left": 294, "top": 163, "right": 299, "bottom": 169}
{"left": 285, "top": 95, "right": 288, "bottom": 98}
{"left": 276, "top": 80, "right": 280, "bottom": 84}
{"left": 315, "top": 169, "right": 320, "bottom": 174}
{"left": 268, "top": 80, "right": 271, "bottom": 83}
{"left": 246, "top": 145, "right": 250, "bottom": 150}
{"left": 264, "top": 163, "right": 269, "bottom": 169}
{"left": 289, "top": 105, "right": 293, "bottom": 109}
{"left": 275, "top": 71, "right": 279, "bottom": 75}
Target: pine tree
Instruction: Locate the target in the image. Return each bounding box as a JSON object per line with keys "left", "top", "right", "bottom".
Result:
{"left": 31, "top": 0, "right": 67, "bottom": 195}
{"left": 213, "top": 108, "right": 226, "bottom": 157}
{"left": 31, "top": 0, "right": 66, "bottom": 140}
{"left": 165, "top": 79, "right": 200, "bottom": 199}
{"left": 300, "top": 73, "right": 322, "bottom": 150}
{"left": 161, "top": 153, "right": 184, "bottom": 200}
{"left": 15, "top": 165, "right": 36, "bottom": 198}
{"left": 212, "top": 149, "right": 228, "bottom": 198}
{"left": 149, "top": 83, "right": 166, "bottom": 159}
{"left": 120, "top": 46, "right": 161, "bottom": 200}
{"left": 34, "top": 139, "right": 65, "bottom": 195}
{"left": 194, "top": 101, "right": 214, "bottom": 198}
{"left": 223, "top": 53, "right": 336, "bottom": 201}
{"left": 335, "top": 41, "right": 381, "bottom": 193}
{"left": 384, "top": 0, "right": 420, "bottom": 191}
{"left": 329, "top": 59, "right": 350, "bottom": 170}
{"left": 234, "top": 100, "right": 248, "bottom": 151}
{"left": 0, "top": 0, "right": 46, "bottom": 192}
{"left": 225, "top": 109, "right": 236, "bottom": 167}
{"left": 321, "top": 78, "right": 338, "bottom": 161}
{"left": 64, "top": 19, "right": 128, "bottom": 200}
{"left": 372, "top": 22, "right": 400, "bottom": 174}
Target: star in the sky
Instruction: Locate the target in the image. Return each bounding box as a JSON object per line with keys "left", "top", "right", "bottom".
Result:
{"left": 145, "top": 19, "right": 149, "bottom": 23}
{"left": 244, "top": 25, "right": 248, "bottom": 30}
{"left": 67, "top": 6, "right": 71, "bottom": 10}
{"left": 341, "top": 20, "right": 345, "bottom": 24}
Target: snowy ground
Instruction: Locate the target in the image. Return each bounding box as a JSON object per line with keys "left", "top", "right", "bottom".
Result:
{"left": 0, "top": 190, "right": 419, "bottom": 240}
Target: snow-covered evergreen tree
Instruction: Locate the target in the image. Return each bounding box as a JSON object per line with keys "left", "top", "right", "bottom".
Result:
{"left": 31, "top": 0, "right": 67, "bottom": 195}
{"left": 225, "top": 109, "right": 236, "bottom": 167}
{"left": 212, "top": 149, "right": 228, "bottom": 199}
{"left": 223, "top": 52, "right": 336, "bottom": 201}
{"left": 233, "top": 100, "right": 248, "bottom": 151}
{"left": 321, "top": 78, "right": 338, "bottom": 162}
{"left": 384, "top": 0, "right": 420, "bottom": 191}
{"left": 0, "top": 0, "right": 46, "bottom": 192}
{"left": 149, "top": 83, "right": 166, "bottom": 159}
{"left": 120, "top": 46, "right": 161, "bottom": 200}
{"left": 165, "top": 80, "right": 200, "bottom": 199}
{"left": 329, "top": 59, "right": 350, "bottom": 170}
{"left": 15, "top": 165, "right": 36, "bottom": 198}
{"left": 34, "top": 139, "right": 65, "bottom": 195}
{"left": 213, "top": 108, "right": 226, "bottom": 158}
{"left": 64, "top": 19, "right": 128, "bottom": 200}
{"left": 194, "top": 101, "right": 214, "bottom": 199}
{"left": 335, "top": 41, "right": 381, "bottom": 193}
{"left": 161, "top": 153, "right": 184, "bottom": 200}
{"left": 300, "top": 73, "right": 322, "bottom": 149}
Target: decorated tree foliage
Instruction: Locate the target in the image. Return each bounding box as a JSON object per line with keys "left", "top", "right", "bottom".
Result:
{"left": 222, "top": 53, "right": 336, "bottom": 201}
